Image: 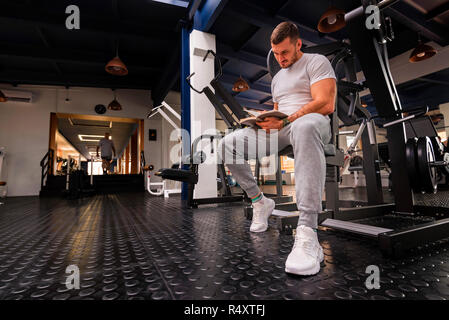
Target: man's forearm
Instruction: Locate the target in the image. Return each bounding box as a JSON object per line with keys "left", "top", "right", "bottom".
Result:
{"left": 287, "top": 99, "right": 333, "bottom": 123}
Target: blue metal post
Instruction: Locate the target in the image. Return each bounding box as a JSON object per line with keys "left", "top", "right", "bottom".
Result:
{"left": 181, "top": 26, "right": 191, "bottom": 200}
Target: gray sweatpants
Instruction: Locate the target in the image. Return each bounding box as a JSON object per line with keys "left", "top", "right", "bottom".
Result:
{"left": 218, "top": 113, "right": 331, "bottom": 229}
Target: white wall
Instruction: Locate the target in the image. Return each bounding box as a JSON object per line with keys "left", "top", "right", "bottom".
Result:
{"left": 0, "top": 84, "right": 180, "bottom": 197}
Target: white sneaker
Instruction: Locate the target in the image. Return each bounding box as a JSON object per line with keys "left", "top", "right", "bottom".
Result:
{"left": 285, "top": 225, "right": 324, "bottom": 276}
{"left": 250, "top": 196, "right": 275, "bottom": 233}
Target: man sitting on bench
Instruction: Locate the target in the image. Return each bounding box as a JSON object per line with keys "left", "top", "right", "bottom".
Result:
{"left": 218, "top": 22, "right": 336, "bottom": 276}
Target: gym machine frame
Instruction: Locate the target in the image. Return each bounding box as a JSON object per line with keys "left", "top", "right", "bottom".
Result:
{"left": 155, "top": 59, "right": 250, "bottom": 208}
{"left": 146, "top": 101, "right": 182, "bottom": 198}
{"left": 156, "top": 50, "right": 295, "bottom": 209}
{"left": 318, "top": 0, "right": 449, "bottom": 257}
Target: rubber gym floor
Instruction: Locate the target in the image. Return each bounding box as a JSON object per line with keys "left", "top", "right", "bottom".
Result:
{"left": 0, "top": 190, "right": 448, "bottom": 300}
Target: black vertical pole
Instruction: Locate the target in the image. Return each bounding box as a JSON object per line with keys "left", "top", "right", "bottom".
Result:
{"left": 346, "top": 8, "right": 414, "bottom": 213}
{"left": 361, "top": 122, "right": 384, "bottom": 205}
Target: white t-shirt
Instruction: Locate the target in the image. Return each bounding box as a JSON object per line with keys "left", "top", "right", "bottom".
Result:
{"left": 271, "top": 53, "right": 336, "bottom": 116}
{"left": 98, "top": 138, "right": 115, "bottom": 158}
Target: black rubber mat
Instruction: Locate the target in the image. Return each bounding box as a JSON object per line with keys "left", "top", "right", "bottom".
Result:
{"left": 0, "top": 193, "right": 449, "bottom": 300}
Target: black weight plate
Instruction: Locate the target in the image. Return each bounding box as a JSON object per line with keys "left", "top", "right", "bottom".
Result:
{"left": 416, "top": 137, "right": 437, "bottom": 193}
{"left": 430, "top": 136, "right": 444, "bottom": 161}
{"left": 405, "top": 138, "right": 421, "bottom": 192}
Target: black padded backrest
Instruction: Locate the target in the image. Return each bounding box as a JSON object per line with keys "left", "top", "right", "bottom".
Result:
{"left": 267, "top": 49, "right": 281, "bottom": 78}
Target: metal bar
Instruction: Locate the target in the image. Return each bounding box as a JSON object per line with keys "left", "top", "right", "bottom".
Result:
{"left": 263, "top": 195, "right": 294, "bottom": 204}
{"left": 275, "top": 156, "right": 283, "bottom": 199}
{"left": 203, "top": 87, "right": 240, "bottom": 129}
{"left": 377, "top": 0, "right": 400, "bottom": 10}
{"left": 321, "top": 219, "right": 393, "bottom": 237}
{"left": 188, "top": 0, "right": 204, "bottom": 20}
{"left": 181, "top": 26, "right": 191, "bottom": 201}
{"left": 193, "top": 195, "right": 244, "bottom": 205}
{"left": 90, "top": 158, "right": 94, "bottom": 186}
{"left": 274, "top": 201, "right": 298, "bottom": 212}
{"left": 345, "top": 0, "right": 401, "bottom": 23}
{"left": 191, "top": 134, "right": 224, "bottom": 156}
{"left": 348, "top": 120, "right": 366, "bottom": 153}
{"left": 383, "top": 114, "right": 417, "bottom": 128}
{"left": 158, "top": 109, "right": 180, "bottom": 130}
{"left": 217, "top": 163, "right": 231, "bottom": 196}
{"left": 325, "top": 165, "right": 339, "bottom": 217}
{"left": 346, "top": 10, "right": 414, "bottom": 213}
{"left": 361, "top": 120, "right": 384, "bottom": 205}
{"left": 160, "top": 101, "right": 181, "bottom": 121}
{"left": 334, "top": 204, "right": 395, "bottom": 221}
{"left": 379, "top": 217, "right": 449, "bottom": 257}
{"left": 193, "top": 0, "right": 229, "bottom": 32}
{"left": 210, "top": 79, "right": 248, "bottom": 120}
{"left": 255, "top": 158, "right": 260, "bottom": 186}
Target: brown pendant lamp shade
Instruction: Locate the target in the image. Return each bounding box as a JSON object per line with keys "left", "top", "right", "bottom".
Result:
{"left": 232, "top": 76, "right": 250, "bottom": 92}
{"left": 409, "top": 42, "right": 437, "bottom": 63}
{"left": 105, "top": 56, "right": 128, "bottom": 76}
{"left": 317, "top": 6, "right": 346, "bottom": 33}
{"left": 108, "top": 90, "right": 122, "bottom": 111}
{"left": 0, "top": 90, "right": 7, "bottom": 102}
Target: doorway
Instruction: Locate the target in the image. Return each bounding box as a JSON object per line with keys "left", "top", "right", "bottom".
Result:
{"left": 48, "top": 113, "right": 145, "bottom": 175}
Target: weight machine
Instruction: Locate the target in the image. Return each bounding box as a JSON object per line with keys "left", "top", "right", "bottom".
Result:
{"left": 146, "top": 101, "right": 182, "bottom": 198}
{"left": 316, "top": 0, "right": 449, "bottom": 257}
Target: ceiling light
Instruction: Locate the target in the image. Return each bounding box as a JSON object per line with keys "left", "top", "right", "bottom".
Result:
{"left": 105, "top": 56, "right": 128, "bottom": 76}
{"left": 108, "top": 89, "right": 122, "bottom": 111}
{"left": 106, "top": 41, "right": 128, "bottom": 76}
{"left": 317, "top": 6, "right": 346, "bottom": 33}
{"left": 409, "top": 40, "right": 437, "bottom": 63}
{"left": 78, "top": 134, "right": 111, "bottom": 142}
{"left": 232, "top": 76, "right": 250, "bottom": 92}
{"left": 0, "top": 90, "right": 7, "bottom": 102}
{"left": 108, "top": 99, "right": 122, "bottom": 111}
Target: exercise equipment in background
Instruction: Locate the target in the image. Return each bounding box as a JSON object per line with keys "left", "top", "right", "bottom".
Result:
{"left": 145, "top": 101, "right": 182, "bottom": 198}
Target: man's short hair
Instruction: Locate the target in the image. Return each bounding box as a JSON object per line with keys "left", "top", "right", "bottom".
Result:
{"left": 271, "top": 21, "right": 300, "bottom": 45}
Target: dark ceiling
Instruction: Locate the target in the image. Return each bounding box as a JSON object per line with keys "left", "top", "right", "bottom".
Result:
{"left": 0, "top": 0, "right": 188, "bottom": 90}
{"left": 0, "top": 0, "right": 448, "bottom": 116}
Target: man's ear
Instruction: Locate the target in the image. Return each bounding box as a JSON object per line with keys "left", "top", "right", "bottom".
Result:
{"left": 296, "top": 38, "right": 302, "bottom": 52}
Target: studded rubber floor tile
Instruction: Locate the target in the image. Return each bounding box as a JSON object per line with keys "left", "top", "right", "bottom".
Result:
{"left": 0, "top": 193, "right": 448, "bottom": 300}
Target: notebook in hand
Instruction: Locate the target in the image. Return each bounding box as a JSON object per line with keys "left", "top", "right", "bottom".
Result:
{"left": 240, "top": 109, "right": 289, "bottom": 127}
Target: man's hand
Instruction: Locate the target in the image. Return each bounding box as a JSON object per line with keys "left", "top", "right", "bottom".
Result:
{"left": 256, "top": 116, "right": 284, "bottom": 132}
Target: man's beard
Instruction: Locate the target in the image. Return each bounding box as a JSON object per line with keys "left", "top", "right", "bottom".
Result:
{"left": 283, "top": 51, "right": 299, "bottom": 68}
